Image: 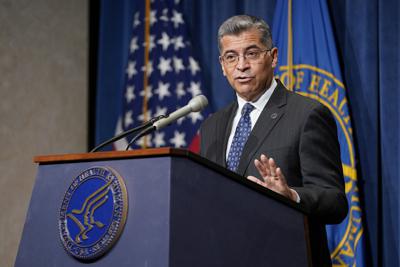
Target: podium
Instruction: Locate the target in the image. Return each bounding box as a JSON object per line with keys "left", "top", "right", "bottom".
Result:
{"left": 15, "top": 148, "right": 312, "bottom": 267}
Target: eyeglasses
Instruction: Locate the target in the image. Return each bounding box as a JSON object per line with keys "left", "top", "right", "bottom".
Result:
{"left": 220, "top": 49, "right": 272, "bottom": 66}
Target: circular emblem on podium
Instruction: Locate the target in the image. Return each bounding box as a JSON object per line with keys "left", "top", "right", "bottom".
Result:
{"left": 59, "top": 166, "right": 128, "bottom": 260}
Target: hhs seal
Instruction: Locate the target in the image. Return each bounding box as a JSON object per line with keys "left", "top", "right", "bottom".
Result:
{"left": 59, "top": 166, "right": 128, "bottom": 260}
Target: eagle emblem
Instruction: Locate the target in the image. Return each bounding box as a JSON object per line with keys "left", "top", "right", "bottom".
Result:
{"left": 59, "top": 167, "right": 128, "bottom": 260}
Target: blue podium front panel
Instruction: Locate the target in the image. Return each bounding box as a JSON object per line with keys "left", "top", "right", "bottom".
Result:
{"left": 15, "top": 157, "right": 172, "bottom": 267}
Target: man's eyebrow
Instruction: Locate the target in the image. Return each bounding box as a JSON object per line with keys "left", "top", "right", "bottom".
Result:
{"left": 244, "top": 45, "right": 262, "bottom": 51}
{"left": 222, "top": 45, "right": 262, "bottom": 55}
{"left": 222, "top": 49, "right": 236, "bottom": 55}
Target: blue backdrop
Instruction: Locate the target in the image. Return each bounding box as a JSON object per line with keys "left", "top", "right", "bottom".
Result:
{"left": 94, "top": 1, "right": 400, "bottom": 266}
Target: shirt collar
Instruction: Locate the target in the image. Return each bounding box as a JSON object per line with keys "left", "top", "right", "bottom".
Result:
{"left": 236, "top": 79, "right": 277, "bottom": 112}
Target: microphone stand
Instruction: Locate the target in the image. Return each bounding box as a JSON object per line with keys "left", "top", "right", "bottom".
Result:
{"left": 125, "top": 125, "right": 156, "bottom": 151}
{"left": 90, "top": 115, "right": 166, "bottom": 152}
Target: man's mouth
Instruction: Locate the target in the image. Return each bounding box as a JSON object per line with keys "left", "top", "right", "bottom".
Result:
{"left": 235, "top": 76, "right": 254, "bottom": 82}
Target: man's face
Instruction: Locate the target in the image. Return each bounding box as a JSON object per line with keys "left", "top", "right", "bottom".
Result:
{"left": 219, "top": 28, "right": 278, "bottom": 101}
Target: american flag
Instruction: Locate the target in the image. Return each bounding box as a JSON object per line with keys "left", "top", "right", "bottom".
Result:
{"left": 114, "top": 0, "right": 211, "bottom": 151}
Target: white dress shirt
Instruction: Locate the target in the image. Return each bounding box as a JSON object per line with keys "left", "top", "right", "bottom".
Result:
{"left": 226, "top": 79, "right": 277, "bottom": 158}
{"left": 225, "top": 79, "right": 300, "bottom": 203}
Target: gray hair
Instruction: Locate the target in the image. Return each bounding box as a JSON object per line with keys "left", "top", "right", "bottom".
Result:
{"left": 218, "top": 15, "right": 273, "bottom": 52}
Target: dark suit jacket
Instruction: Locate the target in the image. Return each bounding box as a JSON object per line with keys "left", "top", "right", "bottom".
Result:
{"left": 199, "top": 80, "right": 348, "bottom": 266}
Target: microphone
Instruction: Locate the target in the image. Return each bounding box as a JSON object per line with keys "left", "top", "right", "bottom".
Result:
{"left": 125, "top": 95, "right": 208, "bottom": 150}
{"left": 153, "top": 95, "right": 208, "bottom": 130}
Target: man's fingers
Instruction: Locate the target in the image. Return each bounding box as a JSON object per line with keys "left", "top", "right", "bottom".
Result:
{"left": 260, "top": 154, "right": 271, "bottom": 176}
{"left": 249, "top": 162, "right": 295, "bottom": 201}
{"left": 276, "top": 168, "right": 287, "bottom": 185}
{"left": 248, "top": 174, "right": 288, "bottom": 198}
{"left": 269, "top": 158, "right": 277, "bottom": 177}
{"left": 260, "top": 154, "right": 269, "bottom": 167}
{"left": 248, "top": 175, "right": 275, "bottom": 190}
{"left": 254, "top": 159, "right": 269, "bottom": 177}
{"left": 247, "top": 175, "right": 258, "bottom": 182}
{"left": 247, "top": 175, "right": 266, "bottom": 187}
{"left": 253, "top": 155, "right": 284, "bottom": 189}
{"left": 276, "top": 167, "right": 283, "bottom": 178}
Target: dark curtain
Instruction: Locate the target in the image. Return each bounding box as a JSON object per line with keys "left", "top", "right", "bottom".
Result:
{"left": 94, "top": 1, "right": 400, "bottom": 266}
{"left": 329, "top": 1, "right": 400, "bottom": 266}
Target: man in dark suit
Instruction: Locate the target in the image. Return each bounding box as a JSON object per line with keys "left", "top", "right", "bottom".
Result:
{"left": 199, "top": 15, "right": 348, "bottom": 266}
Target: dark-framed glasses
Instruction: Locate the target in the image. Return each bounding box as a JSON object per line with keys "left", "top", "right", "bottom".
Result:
{"left": 220, "top": 49, "right": 271, "bottom": 66}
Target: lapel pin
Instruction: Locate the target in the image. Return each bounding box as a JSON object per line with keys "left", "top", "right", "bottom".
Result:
{"left": 271, "top": 113, "right": 278, "bottom": 119}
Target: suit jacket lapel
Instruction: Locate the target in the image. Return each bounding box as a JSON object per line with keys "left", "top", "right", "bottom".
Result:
{"left": 215, "top": 102, "right": 237, "bottom": 167}
{"left": 236, "top": 81, "right": 288, "bottom": 176}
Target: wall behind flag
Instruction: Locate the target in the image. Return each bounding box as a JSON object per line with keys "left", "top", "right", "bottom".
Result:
{"left": 0, "top": 1, "right": 88, "bottom": 266}
{"left": 94, "top": 0, "right": 400, "bottom": 266}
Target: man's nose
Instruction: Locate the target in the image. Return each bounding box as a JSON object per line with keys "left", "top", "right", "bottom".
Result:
{"left": 236, "top": 56, "right": 250, "bottom": 71}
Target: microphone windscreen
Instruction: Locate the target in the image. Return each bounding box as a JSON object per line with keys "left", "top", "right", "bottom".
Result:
{"left": 188, "top": 95, "right": 208, "bottom": 112}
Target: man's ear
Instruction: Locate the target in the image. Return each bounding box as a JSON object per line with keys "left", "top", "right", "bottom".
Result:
{"left": 222, "top": 65, "right": 227, "bottom": 76}
{"left": 219, "top": 57, "right": 227, "bottom": 76}
{"left": 271, "top": 47, "right": 278, "bottom": 68}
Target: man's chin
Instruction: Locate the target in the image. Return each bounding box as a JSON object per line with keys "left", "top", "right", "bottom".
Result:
{"left": 235, "top": 89, "right": 258, "bottom": 101}
{"left": 235, "top": 85, "right": 254, "bottom": 93}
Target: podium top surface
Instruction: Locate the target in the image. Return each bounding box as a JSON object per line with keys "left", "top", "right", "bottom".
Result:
{"left": 34, "top": 147, "right": 189, "bottom": 164}
{"left": 34, "top": 147, "right": 309, "bottom": 215}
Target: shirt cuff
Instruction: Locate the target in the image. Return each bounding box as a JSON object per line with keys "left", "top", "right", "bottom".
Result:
{"left": 290, "top": 189, "right": 301, "bottom": 203}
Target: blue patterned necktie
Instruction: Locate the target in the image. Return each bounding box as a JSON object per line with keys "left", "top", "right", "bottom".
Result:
{"left": 227, "top": 103, "right": 255, "bottom": 172}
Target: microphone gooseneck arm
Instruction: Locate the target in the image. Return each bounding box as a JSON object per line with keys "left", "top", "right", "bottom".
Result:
{"left": 90, "top": 115, "right": 166, "bottom": 152}
{"left": 125, "top": 95, "right": 208, "bottom": 150}
{"left": 91, "top": 95, "right": 209, "bottom": 152}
